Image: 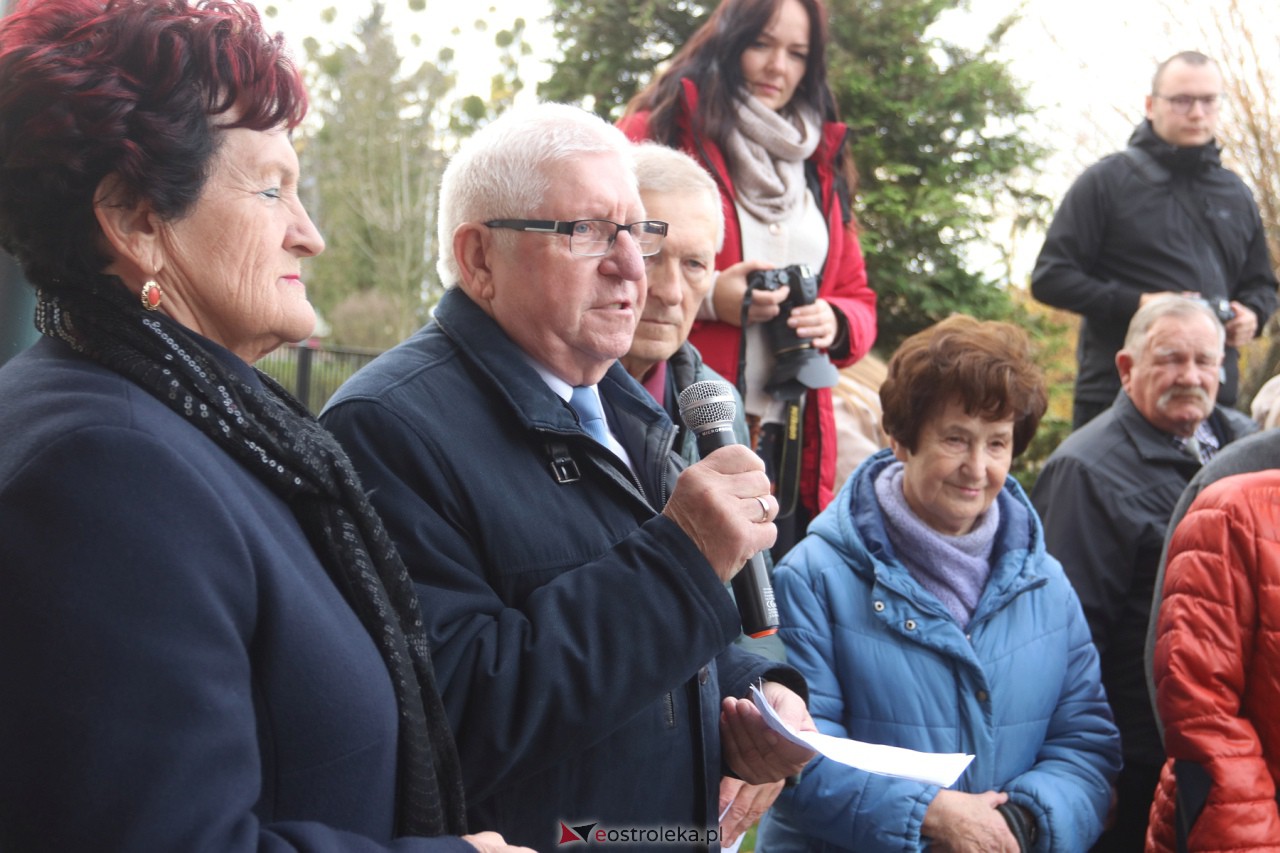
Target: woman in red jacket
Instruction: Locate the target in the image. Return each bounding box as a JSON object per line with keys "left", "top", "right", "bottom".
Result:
{"left": 1148, "top": 469, "right": 1280, "bottom": 851}
{"left": 619, "top": 0, "right": 877, "bottom": 557}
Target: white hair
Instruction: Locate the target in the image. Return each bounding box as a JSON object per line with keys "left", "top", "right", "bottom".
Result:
{"left": 631, "top": 143, "right": 725, "bottom": 252}
{"left": 436, "top": 102, "right": 638, "bottom": 286}
{"left": 1123, "top": 294, "right": 1226, "bottom": 360}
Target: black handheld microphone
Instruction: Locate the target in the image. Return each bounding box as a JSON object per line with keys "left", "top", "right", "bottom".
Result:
{"left": 677, "top": 380, "right": 779, "bottom": 638}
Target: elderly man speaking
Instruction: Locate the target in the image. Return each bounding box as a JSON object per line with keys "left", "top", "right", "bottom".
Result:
{"left": 321, "top": 103, "right": 814, "bottom": 851}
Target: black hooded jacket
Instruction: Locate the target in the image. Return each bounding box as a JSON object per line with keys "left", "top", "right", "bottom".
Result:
{"left": 1031, "top": 120, "right": 1277, "bottom": 407}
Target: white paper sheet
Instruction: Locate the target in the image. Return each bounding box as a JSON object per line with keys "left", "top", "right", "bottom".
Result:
{"left": 750, "top": 684, "right": 973, "bottom": 787}
{"left": 716, "top": 798, "right": 745, "bottom": 853}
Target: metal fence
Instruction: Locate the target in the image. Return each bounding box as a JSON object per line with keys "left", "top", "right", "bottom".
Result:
{"left": 256, "top": 341, "right": 382, "bottom": 414}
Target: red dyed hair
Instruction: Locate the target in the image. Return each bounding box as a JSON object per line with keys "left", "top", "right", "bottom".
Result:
{"left": 880, "top": 315, "right": 1048, "bottom": 458}
{"left": 0, "top": 0, "right": 307, "bottom": 286}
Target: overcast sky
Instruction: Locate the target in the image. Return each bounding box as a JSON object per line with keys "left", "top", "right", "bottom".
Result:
{"left": 270, "top": 0, "right": 1275, "bottom": 168}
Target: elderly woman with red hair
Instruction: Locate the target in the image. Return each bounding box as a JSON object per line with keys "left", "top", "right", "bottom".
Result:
{"left": 0, "top": 2, "right": 526, "bottom": 851}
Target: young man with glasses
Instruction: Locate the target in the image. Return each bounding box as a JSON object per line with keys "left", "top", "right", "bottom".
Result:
{"left": 1031, "top": 50, "right": 1277, "bottom": 431}
{"left": 321, "top": 103, "right": 815, "bottom": 852}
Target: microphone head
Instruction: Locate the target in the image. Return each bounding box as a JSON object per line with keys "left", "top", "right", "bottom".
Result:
{"left": 678, "top": 380, "right": 738, "bottom": 433}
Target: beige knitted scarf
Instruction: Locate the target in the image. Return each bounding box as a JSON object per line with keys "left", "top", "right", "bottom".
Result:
{"left": 723, "top": 96, "right": 822, "bottom": 223}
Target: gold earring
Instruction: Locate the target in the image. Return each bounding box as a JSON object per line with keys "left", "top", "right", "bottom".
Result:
{"left": 140, "top": 280, "right": 162, "bottom": 311}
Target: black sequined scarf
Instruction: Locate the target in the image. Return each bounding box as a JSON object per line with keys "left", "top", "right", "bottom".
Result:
{"left": 35, "top": 277, "right": 467, "bottom": 839}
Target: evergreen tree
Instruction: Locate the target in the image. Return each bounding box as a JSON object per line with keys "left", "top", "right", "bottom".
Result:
{"left": 541, "top": 0, "right": 707, "bottom": 116}
{"left": 300, "top": 2, "right": 454, "bottom": 348}
{"left": 832, "top": 1, "right": 1047, "bottom": 350}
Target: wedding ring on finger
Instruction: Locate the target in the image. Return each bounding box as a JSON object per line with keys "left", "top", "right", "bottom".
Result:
{"left": 754, "top": 494, "right": 770, "bottom": 523}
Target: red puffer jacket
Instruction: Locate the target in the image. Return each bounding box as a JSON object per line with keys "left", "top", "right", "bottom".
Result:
{"left": 1148, "top": 469, "right": 1280, "bottom": 852}
{"left": 618, "top": 78, "right": 877, "bottom": 516}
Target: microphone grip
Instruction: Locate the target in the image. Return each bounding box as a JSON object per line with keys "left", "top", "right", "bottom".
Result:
{"left": 733, "top": 551, "right": 779, "bottom": 638}
{"left": 693, "top": 427, "right": 779, "bottom": 638}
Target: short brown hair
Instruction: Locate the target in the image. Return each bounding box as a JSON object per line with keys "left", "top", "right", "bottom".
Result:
{"left": 881, "top": 315, "right": 1047, "bottom": 457}
{"left": 1152, "top": 50, "right": 1217, "bottom": 95}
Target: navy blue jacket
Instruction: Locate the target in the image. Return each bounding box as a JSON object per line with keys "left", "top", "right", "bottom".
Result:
{"left": 0, "top": 337, "right": 472, "bottom": 852}
{"left": 322, "top": 289, "right": 801, "bottom": 850}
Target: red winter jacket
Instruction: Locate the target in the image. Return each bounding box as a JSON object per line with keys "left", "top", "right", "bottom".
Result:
{"left": 618, "top": 79, "right": 877, "bottom": 516}
{"left": 1148, "top": 469, "right": 1280, "bottom": 852}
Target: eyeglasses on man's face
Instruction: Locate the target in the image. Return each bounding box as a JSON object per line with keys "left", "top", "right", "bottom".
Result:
{"left": 1154, "top": 93, "right": 1221, "bottom": 115}
{"left": 484, "top": 218, "right": 669, "bottom": 257}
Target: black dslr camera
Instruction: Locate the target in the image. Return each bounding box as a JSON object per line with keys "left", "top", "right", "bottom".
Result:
{"left": 747, "top": 264, "right": 839, "bottom": 399}
{"left": 1195, "top": 296, "right": 1235, "bottom": 325}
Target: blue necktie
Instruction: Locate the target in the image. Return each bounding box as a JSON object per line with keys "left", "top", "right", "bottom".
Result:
{"left": 570, "top": 386, "right": 611, "bottom": 447}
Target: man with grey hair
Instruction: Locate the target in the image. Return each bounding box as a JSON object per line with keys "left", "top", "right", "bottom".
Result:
{"left": 621, "top": 144, "right": 755, "bottom": 464}
{"left": 1032, "top": 50, "right": 1277, "bottom": 430}
{"left": 321, "top": 104, "right": 814, "bottom": 850}
{"left": 623, "top": 143, "right": 787, "bottom": 844}
{"left": 1031, "top": 295, "right": 1257, "bottom": 851}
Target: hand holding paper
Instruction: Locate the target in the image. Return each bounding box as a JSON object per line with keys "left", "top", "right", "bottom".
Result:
{"left": 721, "top": 681, "right": 816, "bottom": 784}
{"left": 750, "top": 684, "right": 973, "bottom": 787}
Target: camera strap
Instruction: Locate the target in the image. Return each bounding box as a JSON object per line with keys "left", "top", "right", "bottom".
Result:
{"left": 736, "top": 291, "right": 754, "bottom": 400}
{"left": 757, "top": 401, "right": 803, "bottom": 520}
{"left": 738, "top": 289, "right": 804, "bottom": 518}
{"left": 774, "top": 399, "right": 803, "bottom": 519}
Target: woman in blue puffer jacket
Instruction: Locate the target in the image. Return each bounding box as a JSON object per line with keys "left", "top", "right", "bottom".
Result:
{"left": 757, "top": 316, "right": 1120, "bottom": 852}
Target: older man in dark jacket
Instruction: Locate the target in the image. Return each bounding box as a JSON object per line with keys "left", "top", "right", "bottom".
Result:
{"left": 1031, "top": 296, "right": 1256, "bottom": 852}
{"left": 620, "top": 143, "right": 751, "bottom": 465}
{"left": 322, "top": 104, "right": 813, "bottom": 852}
{"left": 621, "top": 143, "right": 790, "bottom": 842}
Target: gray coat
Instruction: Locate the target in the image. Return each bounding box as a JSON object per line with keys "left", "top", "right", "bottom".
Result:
{"left": 1030, "top": 391, "right": 1256, "bottom": 766}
